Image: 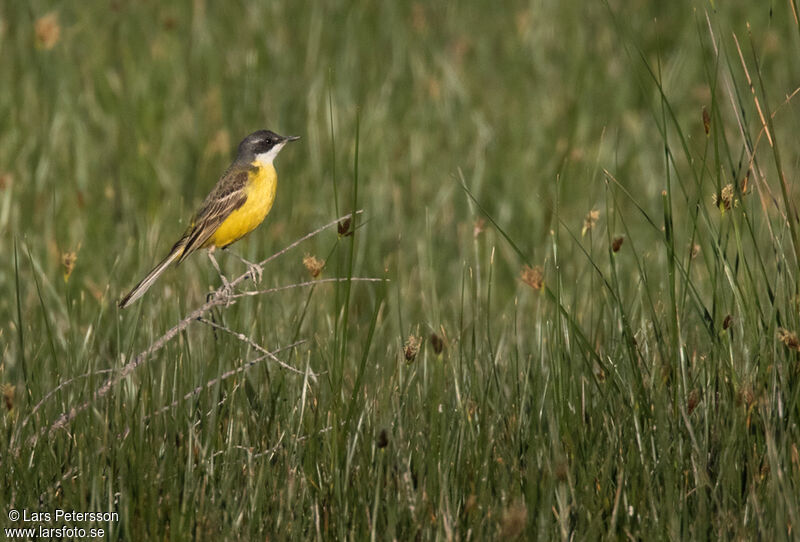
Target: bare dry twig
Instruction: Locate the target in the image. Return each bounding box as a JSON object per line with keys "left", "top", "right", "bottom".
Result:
{"left": 126, "top": 340, "right": 307, "bottom": 435}
{"left": 11, "top": 368, "right": 114, "bottom": 451}
{"left": 229, "top": 277, "right": 386, "bottom": 299}
{"left": 36, "top": 211, "right": 366, "bottom": 444}
{"left": 228, "top": 210, "right": 364, "bottom": 288}
{"left": 196, "top": 318, "right": 313, "bottom": 376}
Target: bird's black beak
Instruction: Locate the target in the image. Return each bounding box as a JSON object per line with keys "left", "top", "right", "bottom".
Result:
{"left": 285, "top": 135, "right": 301, "bottom": 142}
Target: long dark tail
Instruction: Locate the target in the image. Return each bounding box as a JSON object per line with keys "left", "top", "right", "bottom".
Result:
{"left": 118, "top": 246, "right": 183, "bottom": 309}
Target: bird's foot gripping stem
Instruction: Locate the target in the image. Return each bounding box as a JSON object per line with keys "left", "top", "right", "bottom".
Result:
{"left": 207, "top": 250, "right": 236, "bottom": 307}
{"left": 223, "top": 248, "right": 263, "bottom": 285}
{"left": 246, "top": 261, "right": 263, "bottom": 284}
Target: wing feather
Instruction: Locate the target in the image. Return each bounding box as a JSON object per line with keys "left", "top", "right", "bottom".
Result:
{"left": 176, "top": 169, "right": 249, "bottom": 262}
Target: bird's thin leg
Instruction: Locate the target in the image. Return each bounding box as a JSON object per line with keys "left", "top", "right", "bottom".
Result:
{"left": 207, "top": 250, "right": 231, "bottom": 291}
{"left": 222, "top": 248, "right": 263, "bottom": 284}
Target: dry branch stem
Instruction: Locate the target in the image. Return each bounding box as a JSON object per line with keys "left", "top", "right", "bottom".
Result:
{"left": 230, "top": 277, "right": 386, "bottom": 299}
{"left": 39, "top": 211, "right": 363, "bottom": 442}
{"left": 230, "top": 210, "right": 364, "bottom": 288}
{"left": 197, "top": 318, "right": 312, "bottom": 376}
{"left": 135, "top": 340, "right": 305, "bottom": 428}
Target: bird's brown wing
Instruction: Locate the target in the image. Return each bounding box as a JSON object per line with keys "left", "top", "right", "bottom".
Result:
{"left": 175, "top": 169, "right": 249, "bottom": 262}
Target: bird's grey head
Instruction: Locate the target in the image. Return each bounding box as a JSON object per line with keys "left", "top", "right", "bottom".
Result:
{"left": 237, "top": 130, "right": 300, "bottom": 165}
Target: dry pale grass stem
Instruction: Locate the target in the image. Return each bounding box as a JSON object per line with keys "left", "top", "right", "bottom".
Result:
{"left": 520, "top": 265, "right": 544, "bottom": 291}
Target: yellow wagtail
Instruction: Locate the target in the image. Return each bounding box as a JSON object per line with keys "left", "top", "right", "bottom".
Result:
{"left": 118, "top": 129, "right": 300, "bottom": 309}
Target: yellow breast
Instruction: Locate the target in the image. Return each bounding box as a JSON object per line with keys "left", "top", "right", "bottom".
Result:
{"left": 208, "top": 163, "right": 277, "bottom": 249}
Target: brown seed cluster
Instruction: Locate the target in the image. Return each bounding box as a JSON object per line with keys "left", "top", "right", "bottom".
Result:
{"left": 739, "top": 385, "right": 755, "bottom": 408}
{"left": 2, "top": 384, "right": 14, "bottom": 411}
{"left": 162, "top": 15, "right": 178, "bottom": 31}
{"left": 713, "top": 184, "right": 735, "bottom": 211}
{"left": 302, "top": 254, "right": 324, "bottom": 278}
{"left": 702, "top": 106, "right": 711, "bottom": 136}
{"left": 520, "top": 265, "right": 544, "bottom": 291}
{"left": 411, "top": 3, "right": 427, "bottom": 33}
{"left": 687, "top": 388, "right": 701, "bottom": 415}
{"left": 430, "top": 333, "right": 444, "bottom": 354}
{"left": 61, "top": 251, "right": 77, "bottom": 283}
{"left": 404, "top": 335, "right": 421, "bottom": 362}
{"left": 722, "top": 315, "right": 733, "bottom": 330}
{"left": 0, "top": 172, "right": 12, "bottom": 190}
{"left": 426, "top": 78, "right": 441, "bottom": 100}
{"left": 35, "top": 12, "right": 61, "bottom": 50}
{"left": 473, "top": 217, "right": 486, "bottom": 238}
{"left": 376, "top": 429, "right": 389, "bottom": 449}
{"left": 777, "top": 328, "right": 800, "bottom": 352}
{"left": 337, "top": 217, "right": 352, "bottom": 237}
{"left": 582, "top": 209, "right": 600, "bottom": 236}
{"left": 611, "top": 236, "right": 624, "bottom": 253}
{"left": 594, "top": 366, "right": 606, "bottom": 382}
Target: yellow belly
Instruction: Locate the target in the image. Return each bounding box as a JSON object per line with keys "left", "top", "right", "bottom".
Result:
{"left": 207, "top": 163, "right": 277, "bottom": 248}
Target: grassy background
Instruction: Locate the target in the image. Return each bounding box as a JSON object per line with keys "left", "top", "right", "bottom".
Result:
{"left": 2, "top": 0, "right": 800, "bottom": 539}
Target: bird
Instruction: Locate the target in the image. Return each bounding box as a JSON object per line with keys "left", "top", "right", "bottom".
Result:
{"left": 118, "top": 129, "right": 300, "bottom": 309}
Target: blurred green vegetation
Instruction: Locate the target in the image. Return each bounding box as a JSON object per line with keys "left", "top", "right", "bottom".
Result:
{"left": 2, "top": 0, "right": 800, "bottom": 539}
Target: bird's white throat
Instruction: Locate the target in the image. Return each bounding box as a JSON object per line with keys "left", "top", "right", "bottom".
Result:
{"left": 254, "top": 142, "right": 286, "bottom": 166}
